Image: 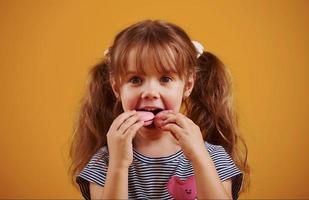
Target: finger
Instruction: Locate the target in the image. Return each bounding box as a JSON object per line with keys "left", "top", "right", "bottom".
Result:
{"left": 159, "top": 113, "right": 188, "bottom": 129}
{"left": 110, "top": 110, "right": 137, "bottom": 131}
{"left": 178, "top": 112, "right": 195, "bottom": 125}
{"left": 154, "top": 114, "right": 175, "bottom": 128}
{"left": 160, "top": 123, "right": 184, "bottom": 140}
{"left": 155, "top": 110, "right": 174, "bottom": 119}
{"left": 124, "top": 120, "right": 144, "bottom": 139}
{"left": 155, "top": 111, "right": 175, "bottom": 122}
{"left": 118, "top": 113, "right": 140, "bottom": 134}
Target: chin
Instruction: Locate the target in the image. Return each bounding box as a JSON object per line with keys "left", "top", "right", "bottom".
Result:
{"left": 141, "top": 123, "right": 163, "bottom": 132}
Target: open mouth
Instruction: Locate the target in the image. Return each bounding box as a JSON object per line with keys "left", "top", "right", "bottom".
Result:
{"left": 137, "top": 108, "right": 164, "bottom": 116}
{"left": 136, "top": 108, "right": 165, "bottom": 128}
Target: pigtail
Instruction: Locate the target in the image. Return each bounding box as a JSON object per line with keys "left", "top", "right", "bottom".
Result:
{"left": 188, "top": 51, "right": 233, "bottom": 151}
{"left": 69, "top": 57, "right": 119, "bottom": 187}
{"left": 186, "top": 51, "right": 250, "bottom": 192}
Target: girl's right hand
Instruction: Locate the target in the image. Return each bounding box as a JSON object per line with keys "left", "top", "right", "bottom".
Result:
{"left": 106, "top": 110, "right": 144, "bottom": 169}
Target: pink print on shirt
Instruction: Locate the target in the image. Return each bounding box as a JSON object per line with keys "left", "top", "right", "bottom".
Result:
{"left": 167, "top": 175, "right": 197, "bottom": 200}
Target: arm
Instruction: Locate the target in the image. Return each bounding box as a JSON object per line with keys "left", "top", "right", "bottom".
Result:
{"left": 192, "top": 150, "right": 232, "bottom": 199}
{"left": 88, "top": 110, "right": 142, "bottom": 199}
{"left": 83, "top": 111, "right": 143, "bottom": 200}
{"left": 101, "top": 167, "right": 129, "bottom": 199}
{"left": 89, "top": 168, "right": 128, "bottom": 199}
{"left": 90, "top": 183, "right": 104, "bottom": 199}
{"left": 158, "top": 112, "right": 233, "bottom": 199}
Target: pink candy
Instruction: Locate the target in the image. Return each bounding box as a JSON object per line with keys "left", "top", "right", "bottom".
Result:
{"left": 136, "top": 111, "right": 155, "bottom": 126}
{"left": 136, "top": 110, "right": 173, "bottom": 127}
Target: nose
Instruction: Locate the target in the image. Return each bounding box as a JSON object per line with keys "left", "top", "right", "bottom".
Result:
{"left": 141, "top": 81, "right": 160, "bottom": 100}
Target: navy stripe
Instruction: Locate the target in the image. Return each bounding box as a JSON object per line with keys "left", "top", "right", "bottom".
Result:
{"left": 76, "top": 142, "right": 243, "bottom": 200}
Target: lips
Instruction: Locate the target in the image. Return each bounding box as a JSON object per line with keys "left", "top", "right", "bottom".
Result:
{"left": 136, "top": 107, "right": 164, "bottom": 115}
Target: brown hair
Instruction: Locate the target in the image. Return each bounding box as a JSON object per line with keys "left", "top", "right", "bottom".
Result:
{"left": 69, "top": 19, "right": 250, "bottom": 193}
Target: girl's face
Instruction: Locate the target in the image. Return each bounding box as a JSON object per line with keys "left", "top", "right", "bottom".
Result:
{"left": 111, "top": 52, "right": 194, "bottom": 117}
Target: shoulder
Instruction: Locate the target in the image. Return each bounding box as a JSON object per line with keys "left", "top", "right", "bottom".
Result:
{"left": 204, "top": 141, "right": 242, "bottom": 179}
{"left": 76, "top": 146, "right": 109, "bottom": 186}
{"left": 87, "top": 146, "right": 109, "bottom": 167}
{"left": 76, "top": 146, "right": 109, "bottom": 200}
{"left": 204, "top": 141, "right": 232, "bottom": 163}
{"left": 204, "top": 141, "right": 226, "bottom": 153}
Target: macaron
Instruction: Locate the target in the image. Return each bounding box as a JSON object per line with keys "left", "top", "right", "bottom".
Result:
{"left": 136, "top": 111, "right": 155, "bottom": 126}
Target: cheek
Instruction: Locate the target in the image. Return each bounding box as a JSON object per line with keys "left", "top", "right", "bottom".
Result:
{"left": 163, "top": 90, "right": 183, "bottom": 112}
{"left": 120, "top": 88, "right": 139, "bottom": 111}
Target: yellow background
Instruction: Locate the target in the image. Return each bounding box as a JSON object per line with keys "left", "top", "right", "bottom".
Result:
{"left": 0, "top": 0, "right": 308, "bottom": 198}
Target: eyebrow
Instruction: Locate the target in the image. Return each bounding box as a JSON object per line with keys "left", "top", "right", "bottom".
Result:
{"left": 125, "top": 70, "right": 143, "bottom": 75}
{"left": 125, "top": 69, "right": 177, "bottom": 76}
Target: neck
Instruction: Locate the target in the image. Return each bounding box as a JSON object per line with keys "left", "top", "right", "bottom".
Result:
{"left": 133, "top": 127, "right": 181, "bottom": 157}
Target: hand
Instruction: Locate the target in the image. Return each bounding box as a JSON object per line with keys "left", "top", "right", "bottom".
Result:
{"left": 106, "top": 110, "right": 144, "bottom": 169}
{"left": 155, "top": 111, "right": 208, "bottom": 163}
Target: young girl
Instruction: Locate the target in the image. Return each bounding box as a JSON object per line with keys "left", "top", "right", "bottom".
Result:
{"left": 69, "top": 19, "right": 250, "bottom": 200}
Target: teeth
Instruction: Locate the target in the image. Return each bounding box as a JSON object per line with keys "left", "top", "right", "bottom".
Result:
{"left": 143, "top": 108, "right": 159, "bottom": 111}
{"left": 145, "top": 108, "right": 156, "bottom": 111}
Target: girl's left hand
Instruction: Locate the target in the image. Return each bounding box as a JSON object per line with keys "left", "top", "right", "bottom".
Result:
{"left": 155, "top": 110, "right": 208, "bottom": 163}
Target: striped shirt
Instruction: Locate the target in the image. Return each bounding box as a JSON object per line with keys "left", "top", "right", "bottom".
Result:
{"left": 76, "top": 141, "right": 243, "bottom": 200}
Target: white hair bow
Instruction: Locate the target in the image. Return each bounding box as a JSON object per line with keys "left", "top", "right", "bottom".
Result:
{"left": 191, "top": 40, "right": 204, "bottom": 58}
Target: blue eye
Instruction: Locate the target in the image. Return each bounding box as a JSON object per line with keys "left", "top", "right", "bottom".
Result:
{"left": 160, "top": 76, "right": 172, "bottom": 83}
{"left": 129, "top": 76, "right": 142, "bottom": 84}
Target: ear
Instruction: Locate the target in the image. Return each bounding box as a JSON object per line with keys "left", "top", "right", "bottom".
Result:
{"left": 183, "top": 73, "right": 195, "bottom": 99}
{"left": 110, "top": 76, "right": 120, "bottom": 99}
